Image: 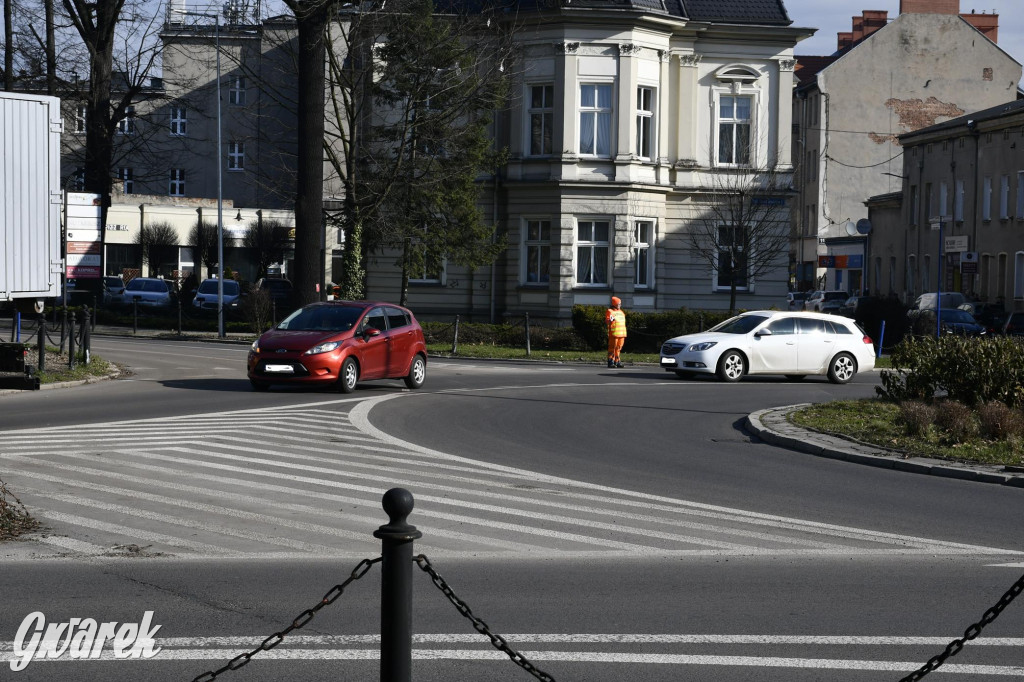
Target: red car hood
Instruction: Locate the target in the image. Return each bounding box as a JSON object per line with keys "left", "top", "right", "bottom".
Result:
{"left": 257, "top": 329, "right": 348, "bottom": 352}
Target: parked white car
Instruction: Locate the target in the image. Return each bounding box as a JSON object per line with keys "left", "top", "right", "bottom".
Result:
{"left": 659, "top": 311, "right": 876, "bottom": 384}
{"left": 804, "top": 290, "right": 849, "bottom": 312}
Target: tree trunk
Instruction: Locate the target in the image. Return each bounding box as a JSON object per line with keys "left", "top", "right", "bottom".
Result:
{"left": 4, "top": 0, "right": 13, "bottom": 90}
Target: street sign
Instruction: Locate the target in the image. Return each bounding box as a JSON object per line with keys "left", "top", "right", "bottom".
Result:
{"left": 961, "top": 251, "right": 978, "bottom": 275}
{"left": 944, "top": 235, "right": 969, "bottom": 252}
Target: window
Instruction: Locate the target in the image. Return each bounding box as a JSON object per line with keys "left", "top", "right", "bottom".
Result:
{"left": 939, "top": 182, "right": 948, "bottom": 218}
{"left": 228, "top": 76, "right": 245, "bottom": 105}
{"left": 955, "top": 179, "right": 965, "bottom": 222}
{"left": 228, "top": 142, "right": 244, "bottom": 171}
{"left": 1001, "top": 175, "right": 1011, "bottom": 219}
{"left": 635, "top": 87, "right": 655, "bottom": 159}
{"left": 528, "top": 85, "right": 553, "bottom": 156}
{"left": 907, "top": 255, "right": 916, "bottom": 296}
{"left": 385, "top": 306, "right": 410, "bottom": 329}
{"left": 910, "top": 185, "right": 919, "bottom": 225}
{"left": 169, "top": 169, "right": 185, "bottom": 197}
{"left": 1016, "top": 252, "right": 1024, "bottom": 299}
{"left": 633, "top": 220, "right": 654, "bottom": 288}
{"left": 983, "top": 176, "right": 992, "bottom": 221}
{"left": 716, "top": 225, "right": 748, "bottom": 290}
{"left": 523, "top": 219, "right": 551, "bottom": 284}
{"left": 575, "top": 219, "right": 610, "bottom": 285}
{"left": 71, "top": 167, "right": 86, "bottom": 192}
{"left": 717, "top": 96, "right": 752, "bottom": 166}
{"left": 409, "top": 237, "right": 445, "bottom": 284}
{"left": 74, "top": 104, "right": 87, "bottom": 134}
{"left": 1017, "top": 172, "right": 1024, "bottom": 219}
{"left": 924, "top": 183, "right": 933, "bottom": 220}
{"left": 117, "top": 105, "right": 136, "bottom": 135}
{"left": 170, "top": 106, "right": 187, "bottom": 136}
{"left": 579, "top": 84, "right": 612, "bottom": 157}
{"left": 118, "top": 168, "right": 134, "bottom": 194}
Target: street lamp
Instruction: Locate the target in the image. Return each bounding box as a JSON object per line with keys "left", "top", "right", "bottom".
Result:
{"left": 175, "top": 7, "right": 225, "bottom": 337}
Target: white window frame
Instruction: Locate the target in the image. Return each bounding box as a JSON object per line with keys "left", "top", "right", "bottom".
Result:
{"left": 1016, "top": 251, "right": 1024, "bottom": 299}
{"left": 632, "top": 219, "right": 654, "bottom": 288}
{"left": 714, "top": 93, "right": 755, "bottom": 167}
{"left": 574, "top": 218, "right": 611, "bottom": 286}
{"left": 578, "top": 83, "right": 614, "bottom": 158}
{"left": 228, "top": 76, "right": 246, "bottom": 105}
{"left": 955, "top": 179, "right": 965, "bottom": 222}
{"left": 983, "top": 176, "right": 992, "bottom": 221}
{"left": 117, "top": 105, "right": 136, "bottom": 136}
{"left": 74, "top": 104, "right": 87, "bottom": 134}
{"left": 228, "top": 141, "right": 245, "bottom": 171}
{"left": 635, "top": 86, "right": 655, "bottom": 160}
{"left": 169, "top": 106, "right": 187, "bottom": 136}
{"left": 522, "top": 218, "right": 551, "bottom": 285}
{"left": 118, "top": 167, "right": 134, "bottom": 194}
{"left": 1017, "top": 172, "right": 1024, "bottom": 220}
{"left": 714, "top": 224, "right": 749, "bottom": 291}
{"left": 527, "top": 84, "right": 554, "bottom": 157}
{"left": 408, "top": 241, "right": 446, "bottom": 284}
{"left": 1001, "top": 175, "right": 1011, "bottom": 219}
{"left": 169, "top": 169, "right": 185, "bottom": 197}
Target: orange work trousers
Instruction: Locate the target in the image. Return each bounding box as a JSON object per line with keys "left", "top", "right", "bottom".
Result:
{"left": 607, "top": 336, "right": 625, "bottom": 362}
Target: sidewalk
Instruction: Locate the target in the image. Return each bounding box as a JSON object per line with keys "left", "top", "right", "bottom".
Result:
{"left": 747, "top": 404, "right": 1024, "bottom": 488}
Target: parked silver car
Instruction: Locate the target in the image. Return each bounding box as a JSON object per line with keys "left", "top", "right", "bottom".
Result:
{"left": 123, "top": 277, "right": 173, "bottom": 308}
{"left": 192, "top": 278, "right": 242, "bottom": 310}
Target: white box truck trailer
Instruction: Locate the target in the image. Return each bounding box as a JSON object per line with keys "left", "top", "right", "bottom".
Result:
{"left": 0, "top": 92, "right": 63, "bottom": 312}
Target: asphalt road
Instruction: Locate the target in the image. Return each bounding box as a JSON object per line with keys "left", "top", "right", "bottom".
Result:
{"left": 0, "top": 335, "right": 1021, "bottom": 681}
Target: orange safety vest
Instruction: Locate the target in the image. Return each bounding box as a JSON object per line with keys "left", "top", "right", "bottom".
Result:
{"left": 606, "top": 308, "right": 627, "bottom": 338}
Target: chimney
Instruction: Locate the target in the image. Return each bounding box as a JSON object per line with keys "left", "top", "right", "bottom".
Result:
{"left": 899, "top": 0, "right": 959, "bottom": 14}
{"left": 962, "top": 11, "right": 999, "bottom": 44}
{"left": 837, "top": 11, "right": 889, "bottom": 51}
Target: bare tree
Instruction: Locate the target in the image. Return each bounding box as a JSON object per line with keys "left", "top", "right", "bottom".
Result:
{"left": 187, "top": 220, "right": 218, "bottom": 279}
{"left": 135, "top": 222, "right": 178, "bottom": 276}
{"left": 688, "top": 162, "right": 793, "bottom": 314}
{"left": 243, "top": 218, "right": 291, "bottom": 279}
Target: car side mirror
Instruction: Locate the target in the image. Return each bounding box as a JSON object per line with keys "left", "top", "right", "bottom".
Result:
{"left": 755, "top": 329, "right": 773, "bottom": 336}
{"left": 362, "top": 327, "right": 381, "bottom": 338}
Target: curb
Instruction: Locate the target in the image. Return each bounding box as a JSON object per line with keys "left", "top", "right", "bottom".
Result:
{"left": 0, "top": 368, "right": 122, "bottom": 397}
{"left": 746, "top": 405, "right": 1024, "bottom": 488}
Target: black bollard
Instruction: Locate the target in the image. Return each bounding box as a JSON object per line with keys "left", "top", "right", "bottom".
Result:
{"left": 37, "top": 319, "right": 45, "bottom": 373}
{"left": 59, "top": 308, "right": 67, "bottom": 355}
{"left": 373, "top": 488, "right": 422, "bottom": 682}
{"left": 68, "top": 311, "right": 77, "bottom": 369}
{"left": 133, "top": 298, "right": 138, "bottom": 335}
{"left": 81, "top": 307, "right": 91, "bottom": 365}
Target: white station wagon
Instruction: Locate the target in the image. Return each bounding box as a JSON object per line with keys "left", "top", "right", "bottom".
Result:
{"left": 660, "top": 311, "right": 876, "bottom": 384}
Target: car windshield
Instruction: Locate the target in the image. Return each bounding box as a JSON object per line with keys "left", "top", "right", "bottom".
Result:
{"left": 278, "top": 305, "right": 364, "bottom": 332}
{"left": 707, "top": 314, "right": 770, "bottom": 334}
{"left": 126, "top": 279, "right": 163, "bottom": 292}
{"left": 104, "top": 277, "right": 122, "bottom": 288}
{"left": 943, "top": 310, "right": 975, "bottom": 323}
{"left": 824, "top": 292, "right": 847, "bottom": 301}
{"left": 197, "top": 279, "right": 239, "bottom": 295}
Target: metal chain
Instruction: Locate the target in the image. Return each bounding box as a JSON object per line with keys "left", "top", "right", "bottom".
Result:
{"left": 191, "top": 556, "right": 381, "bottom": 682}
{"left": 414, "top": 554, "right": 557, "bottom": 682}
{"left": 899, "top": 570, "right": 1024, "bottom": 681}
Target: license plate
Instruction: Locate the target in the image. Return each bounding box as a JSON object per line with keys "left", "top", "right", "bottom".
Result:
{"left": 263, "top": 364, "right": 294, "bottom": 373}
{"left": 660, "top": 357, "right": 675, "bottom": 365}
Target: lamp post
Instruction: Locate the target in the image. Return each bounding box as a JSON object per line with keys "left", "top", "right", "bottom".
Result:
{"left": 175, "top": 8, "right": 224, "bottom": 337}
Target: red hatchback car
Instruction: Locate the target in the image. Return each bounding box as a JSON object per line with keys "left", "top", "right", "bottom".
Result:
{"left": 247, "top": 301, "right": 427, "bottom": 392}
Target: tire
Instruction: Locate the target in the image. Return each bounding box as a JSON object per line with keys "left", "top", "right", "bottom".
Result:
{"left": 404, "top": 355, "right": 426, "bottom": 389}
{"left": 785, "top": 375, "right": 806, "bottom": 381}
{"left": 673, "top": 370, "right": 693, "bottom": 379}
{"left": 716, "top": 351, "right": 746, "bottom": 382}
{"left": 250, "top": 380, "right": 270, "bottom": 392}
{"left": 338, "top": 357, "right": 359, "bottom": 393}
{"left": 827, "top": 352, "right": 857, "bottom": 384}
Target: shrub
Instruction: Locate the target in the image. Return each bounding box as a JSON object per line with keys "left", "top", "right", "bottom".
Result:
{"left": 934, "top": 400, "right": 979, "bottom": 444}
{"left": 898, "top": 400, "right": 936, "bottom": 438}
{"left": 571, "top": 305, "right": 733, "bottom": 353}
{"left": 978, "top": 402, "right": 1024, "bottom": 440}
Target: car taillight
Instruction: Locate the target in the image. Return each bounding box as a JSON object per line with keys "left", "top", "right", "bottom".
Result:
{"left": 862, "top": 335, "right": 873, "bottom": 345}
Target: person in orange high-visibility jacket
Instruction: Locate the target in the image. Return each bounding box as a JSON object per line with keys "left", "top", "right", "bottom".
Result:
{"left": 605, "top": 296, "right": 626, "bottom": 368}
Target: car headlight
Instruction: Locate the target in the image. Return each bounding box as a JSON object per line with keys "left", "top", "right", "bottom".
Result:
{"left": 687, "top": 341, "right": 718, "bottom": 352}
{"left": 303, "top": 341, "right": 341, "bottom": 356}
{"left": 250, "top": 339, "right": 260, "bottom": 353}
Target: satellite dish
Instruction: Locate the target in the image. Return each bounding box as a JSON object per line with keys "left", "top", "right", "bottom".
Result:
{"left": 844, "top": 221, "right": 857, "bottom": 237}
{"left": 856, "top": 218, "right": 872, "bottom": 235}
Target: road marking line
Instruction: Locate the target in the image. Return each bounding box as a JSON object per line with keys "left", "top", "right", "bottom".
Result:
{"left": 33, "top": 511, "right": 233, "bottom": 555}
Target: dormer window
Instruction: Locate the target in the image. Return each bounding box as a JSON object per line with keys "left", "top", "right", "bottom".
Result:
{"left": 714, "top": 65, "right": 760, "bottom": 86}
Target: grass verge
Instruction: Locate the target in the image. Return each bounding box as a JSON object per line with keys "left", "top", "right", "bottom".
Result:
{"left": 789, "top": 398, "right": 1024, "bottom": 467}
{"left": 0, "top": 478, "right": 40, "bottom": 540}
